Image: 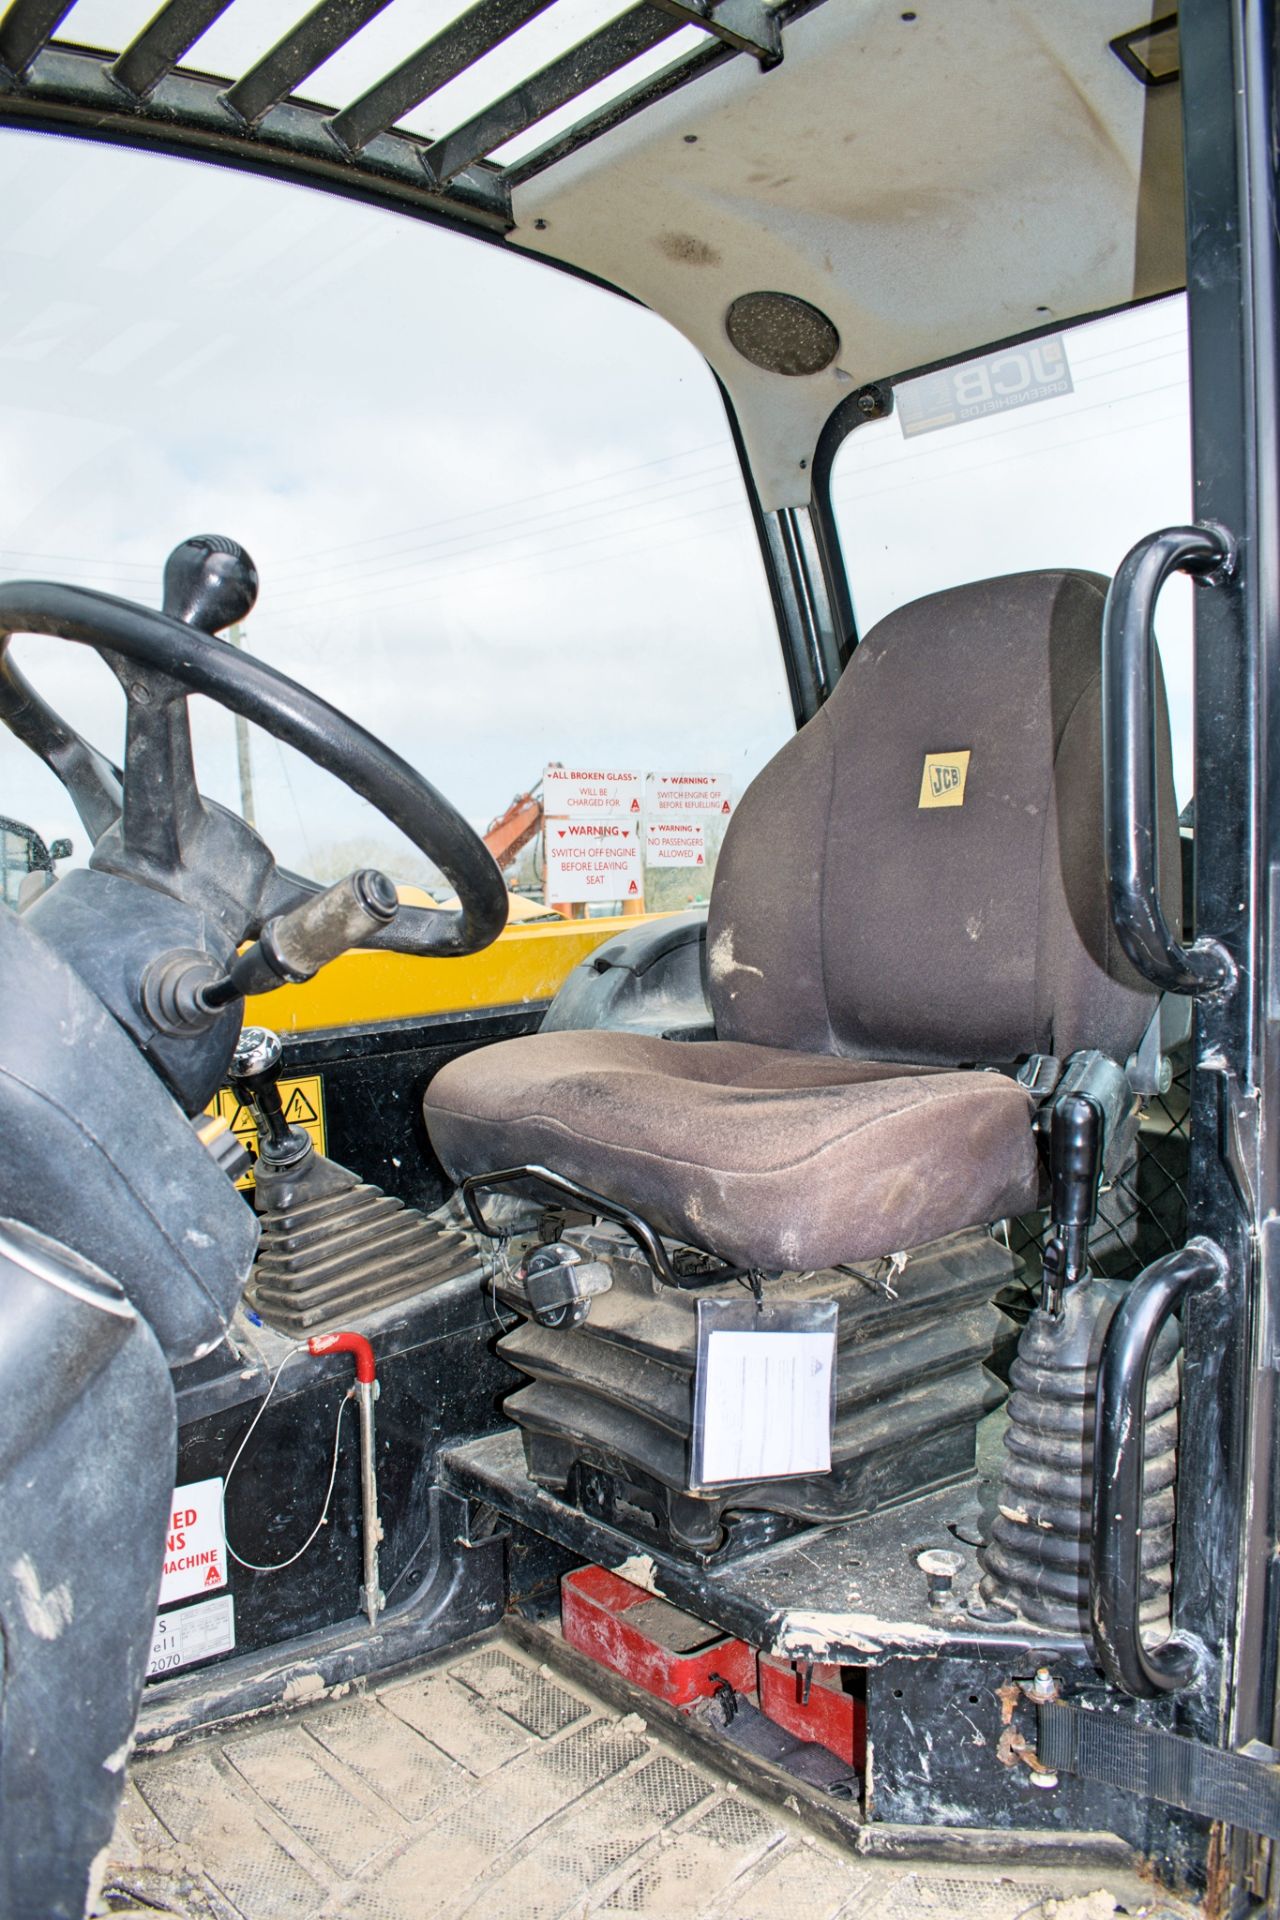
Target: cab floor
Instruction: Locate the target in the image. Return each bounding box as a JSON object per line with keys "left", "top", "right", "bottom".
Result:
{"left": 103, "top": 1631, "right": 1194, "bottom": 1920}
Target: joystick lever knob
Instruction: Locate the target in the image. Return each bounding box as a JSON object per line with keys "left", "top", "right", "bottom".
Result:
{"left": 163, "top": 534, "right": 259, "bottom": 634}
{"left": 1041, "top": 1091, "right": 1102, "bottom": 1316}
{"left": 229, "top": 1026, "right": 309, "bottom": 1169}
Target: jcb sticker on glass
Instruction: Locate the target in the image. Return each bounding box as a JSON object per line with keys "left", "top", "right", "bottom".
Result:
{"left": 918, "top": 750, "right": 971, "bottom": 809}
{"left": 205, "top": 1074, "right": 325, "bottom": 1188}
{"left": 897, "top": 337, "right": 1072, "bottom": 437}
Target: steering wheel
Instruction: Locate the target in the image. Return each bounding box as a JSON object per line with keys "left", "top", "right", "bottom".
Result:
{"left": 0, "top": 536, "right": 508, "bottom": 959}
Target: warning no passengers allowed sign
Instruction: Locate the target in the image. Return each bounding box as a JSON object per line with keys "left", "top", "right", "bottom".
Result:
{"left": 545, "top": 821, "right": 643, "bottom": 901}
{"left": 646, "top": 820, "right": 706, "bottom": 868}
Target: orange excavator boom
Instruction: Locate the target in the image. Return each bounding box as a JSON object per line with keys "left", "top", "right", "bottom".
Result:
{"left": 483, "top": 789, "right": 543, "bottom": 872}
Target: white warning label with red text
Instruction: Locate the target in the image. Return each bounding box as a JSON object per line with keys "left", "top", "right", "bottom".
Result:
{"left": 645, "top": 820, "right": 707, "bottom": 868}
{"left": 159, "top": 1477, "right": 227, "bottom": 1604}
{"left": 545, "top": 821, "right": 643, "bottom": 902}
{"left": 544, "top": 767, "right": 643, "bottom": 820}
{"left": 647, "top": 772, "right": 732, "bottom": 817}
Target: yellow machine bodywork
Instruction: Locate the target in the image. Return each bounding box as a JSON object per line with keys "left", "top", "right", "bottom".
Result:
{"left": 244, "top": 911, "right": 671, "bottom": 1035}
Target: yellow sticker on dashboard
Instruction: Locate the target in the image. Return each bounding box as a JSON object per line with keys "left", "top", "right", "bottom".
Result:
{"left": 204, "top": 1075, "right": 326, "bottom": 1190}
{"left": 918, "top": 750, "right": 971, "bottom": 809}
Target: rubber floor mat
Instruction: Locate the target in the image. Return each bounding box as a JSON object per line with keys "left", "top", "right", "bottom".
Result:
{"left": 103, "top": 1633, "right": 1198, "bottom": 1920}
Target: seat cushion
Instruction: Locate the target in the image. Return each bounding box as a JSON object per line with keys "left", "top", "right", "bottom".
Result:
{"left": 424, "top": 1030, "right": 1039, "bottom": 1271}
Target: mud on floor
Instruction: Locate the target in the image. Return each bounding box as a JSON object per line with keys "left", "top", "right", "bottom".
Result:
{"left": 101, "top": 1633, "right": 1197, "bottom": 1920}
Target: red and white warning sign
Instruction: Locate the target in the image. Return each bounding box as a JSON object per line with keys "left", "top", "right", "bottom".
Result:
{"left": 545, "top": 821, "right": 643, "bottom": 902}
{"left": 544, "top": 767, "right": 643, "bottom": 820}
{"left": 159, "top": 1477, "right": 227, "bottom": 1605}
{"left": 647, "top": 772, "right": 732, "bottom": 817}
{"left": 645, "top": 820, "right": 707, "bottom": 868}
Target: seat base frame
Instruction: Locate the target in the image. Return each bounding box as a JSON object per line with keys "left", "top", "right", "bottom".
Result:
{"left": 493, "top": 1221, "right": 1021, "bottom": 1558}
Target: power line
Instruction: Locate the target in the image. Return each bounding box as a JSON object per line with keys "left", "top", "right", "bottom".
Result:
{"left": 266, "top": 463, "right": 742, "bottom": 608}
{"left": 830, "top": 395, "right": 1188, "bottom": 515}
{"left": 0, "top": 439, "right": 737, "bottom": 599}
{"left": 264, "top": 496, "right": 758, "bottom": 633}
{"left": 265, "top": 436, "right": 731, "bottom": 571}
{"left": 264, "top": 493, "right": 756, "bottom": 624}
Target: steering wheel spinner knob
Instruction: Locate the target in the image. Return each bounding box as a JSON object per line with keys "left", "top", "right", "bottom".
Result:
{"left": 163, "top": 534, "right": 259, "bottom": 634}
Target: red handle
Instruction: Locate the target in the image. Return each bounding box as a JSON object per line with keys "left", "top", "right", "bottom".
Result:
{"left": 307, "top": 1329, "right": 375, "bottom": 1385}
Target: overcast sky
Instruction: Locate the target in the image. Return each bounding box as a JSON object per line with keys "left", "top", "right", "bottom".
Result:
{"left": 0, "top": 1, "right": 1195, "bottom": 888}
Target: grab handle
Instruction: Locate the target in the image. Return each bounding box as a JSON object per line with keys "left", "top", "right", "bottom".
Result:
{"left": 1103, "top": 524, "right": 1236, "bottom": 996}
{"left": 1090, "top": 1236, "right": 1228, "bottom": 1696}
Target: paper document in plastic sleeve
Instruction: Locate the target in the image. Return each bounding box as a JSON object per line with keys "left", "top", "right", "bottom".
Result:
{"left": 691, "top": 1299, "right": 837, "bottom": 1487}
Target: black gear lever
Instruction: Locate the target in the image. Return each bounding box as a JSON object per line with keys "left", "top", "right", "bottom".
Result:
{"left": 163, "top": 534, "right": 259, "bottom": 634}
{"left": 229, "top": 1026, "right": 310, "bottom": 1169}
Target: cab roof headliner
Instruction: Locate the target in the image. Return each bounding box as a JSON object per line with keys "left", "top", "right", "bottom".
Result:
{"left": 0, "top": 0, "right": 1183, "bottom": 507}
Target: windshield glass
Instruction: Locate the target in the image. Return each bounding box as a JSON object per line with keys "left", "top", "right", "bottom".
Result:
{"left": 0, "top": 129, "right": 792, "bottom": 913}
{"left": 827, "top": 297, "right": 1193, "bottom": 806}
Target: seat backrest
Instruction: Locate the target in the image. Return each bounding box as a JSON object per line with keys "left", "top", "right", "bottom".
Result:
{"left": 707, "top": 570, "right": 1177, "bottom": 1068}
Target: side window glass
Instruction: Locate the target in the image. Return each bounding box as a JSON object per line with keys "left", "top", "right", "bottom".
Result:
{"left": 827, "top": 298, "right": 1194, "bottom": 809}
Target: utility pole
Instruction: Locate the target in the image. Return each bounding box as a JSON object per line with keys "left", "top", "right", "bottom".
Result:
{"left": 225, "top": 623, "right": 257, "bottom": 831}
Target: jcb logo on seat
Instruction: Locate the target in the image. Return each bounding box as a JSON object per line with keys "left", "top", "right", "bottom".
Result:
{"left": 918, "top": 750, "right": 971, "bottom": 809}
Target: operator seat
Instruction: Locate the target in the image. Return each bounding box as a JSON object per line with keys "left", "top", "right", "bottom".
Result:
{"left": 425, "top": 571, "right": 1176, "bottom": 1271}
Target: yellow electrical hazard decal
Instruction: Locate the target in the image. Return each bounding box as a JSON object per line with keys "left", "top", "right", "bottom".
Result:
{"left": 205, "top": 1076, "right": 326, "bottom": 1190}
{"left": 918, "top": 750, "right": 971, "bottom": 809}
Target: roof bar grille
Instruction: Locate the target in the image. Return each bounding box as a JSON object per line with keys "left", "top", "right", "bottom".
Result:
{"left": 652, "top": 0, "right": 780, "bottom": 67}
{"left": 0, "top": 0, "right": 820, "bottom": 236}
{"left": 422, "top": 2, "right": 684, "bottom": 186}
{"left": 0, "top": 0, "right": 74, "bottom": 80}
{"left": 221, "top": 0, "right": 397, "bottom": 129}
{"left": 507, "top": 25, "right": 723, "bottom": 181}
{"left": 109, "top": 2, "right": 237, "bottom": 101}
{"left": 329, "top": 0, "right": 559, "bottom": 158}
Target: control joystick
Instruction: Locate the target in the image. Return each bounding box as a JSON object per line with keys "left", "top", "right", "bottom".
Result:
{"left": 229, "top": 1026, "right": 311, "bottom": 1170}
{"left": 1040, "top": 1091, "right": 1103, "bottom": 1316}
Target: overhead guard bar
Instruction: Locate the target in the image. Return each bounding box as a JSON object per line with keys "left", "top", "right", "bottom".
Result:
{"left": 1089, "top": 1235, "right": 1229, "bottom": 1697}
{"left": 1102, "top": 522, "right": 1237, "bottom": 996}
{"left": 0, "top": 0, "right": 73, "bottom": 78}
{"left": 421, "top": 4, "right": 686, "bottom": 187}
{"left": 222, "top": 0, "right": 397, "bottom": 127}
{"left": 108, "top": 1, "right": 234, "bottom": 99}
{"left": 328, "top": 0, "right": 558, "bottom": 158}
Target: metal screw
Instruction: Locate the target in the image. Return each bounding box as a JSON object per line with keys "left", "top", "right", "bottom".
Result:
{"left": 916, "top": 1548, "right": 965, "bottom": 1610}
{"left": 533, "top": 218, "right": 548, "bottom": 230}
{"left": 856, "top": 390, "right": 879, "bottom": 415}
